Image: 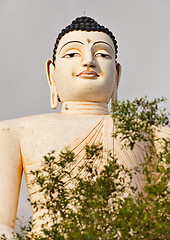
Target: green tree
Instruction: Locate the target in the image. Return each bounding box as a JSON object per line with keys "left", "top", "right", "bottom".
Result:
{"left": 15, "top": 97, "right": 170, "bottom": 240}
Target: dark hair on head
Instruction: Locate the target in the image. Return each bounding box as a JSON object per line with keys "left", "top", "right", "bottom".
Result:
{"left": 52, "top": 16, "right": 118, "bottom": 65}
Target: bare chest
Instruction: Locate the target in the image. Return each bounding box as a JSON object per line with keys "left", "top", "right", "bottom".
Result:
{"left": 19, "top": 114, "right": 105, "bottom": 168}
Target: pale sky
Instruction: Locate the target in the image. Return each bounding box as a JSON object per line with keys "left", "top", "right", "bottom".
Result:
{"left": 0, "top": 0, "right": 170, "bottom": 229}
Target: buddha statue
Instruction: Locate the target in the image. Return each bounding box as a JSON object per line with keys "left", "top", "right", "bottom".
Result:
{"left": 0, "top": 16, "right": 169, "bottom": 238}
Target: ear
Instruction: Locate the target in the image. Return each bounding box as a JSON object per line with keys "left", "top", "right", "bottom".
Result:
{"left": 111, "top": 63, "right": 122, "bottom": 103}
{"left": 116, "top": 63, "right": 122, "bottom": 87}
{"left": 45, "top": 60, "right": 58, "bottom": 109}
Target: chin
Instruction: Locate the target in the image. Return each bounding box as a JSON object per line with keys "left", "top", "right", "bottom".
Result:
{"left": 62, "top": 89, "right": 111, "bottom": 103}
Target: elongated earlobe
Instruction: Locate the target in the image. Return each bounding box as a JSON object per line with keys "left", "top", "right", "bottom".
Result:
{"left": 111, "top": 85, "right": 118, "bottom": 103}
{"left": 50, "top": 83, "right": 58, "bottom": 109}
{"left": 111, "top": 63, "right": 122, "bottom": 103}
{"left": 46, "top": 60, "right": 58, "bottom": 109}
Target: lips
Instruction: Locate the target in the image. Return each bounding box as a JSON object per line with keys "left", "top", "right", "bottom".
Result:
{"left": 76, "top": 70, "right": 99, "bottom": 79}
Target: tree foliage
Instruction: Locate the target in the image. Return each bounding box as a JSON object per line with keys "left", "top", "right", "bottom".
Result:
{"left": 6, "top": 97, "right": 170, "bottom": 240}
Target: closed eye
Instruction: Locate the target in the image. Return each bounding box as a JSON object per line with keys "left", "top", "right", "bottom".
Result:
{"left": 63, "top": 53, "right": 81, "bottom": 58}
{"left": 62, "top": 49, "right": 81, "bottom": 58}
{"left": 95, "top": 53, "right": 111, "bottom": 59}
{"left": 94, "top": 50, "right": 112, "bottom": 59}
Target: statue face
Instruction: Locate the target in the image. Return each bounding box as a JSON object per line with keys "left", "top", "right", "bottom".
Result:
{"left": 50, "top": 30, "right": 120, "bottom": 103}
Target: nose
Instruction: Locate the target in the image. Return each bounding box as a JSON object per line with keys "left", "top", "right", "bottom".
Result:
{"left": 82, "top": 50, "right": 95, "bottom": 68}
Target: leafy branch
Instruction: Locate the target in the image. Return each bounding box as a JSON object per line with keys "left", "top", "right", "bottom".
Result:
{"left": 13, "top": 97, "right": 170, "bottom": 240}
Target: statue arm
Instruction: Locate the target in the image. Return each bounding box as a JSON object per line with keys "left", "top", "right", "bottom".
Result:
{"left": 0, "top": 127, "right": 22, "bottom": 238}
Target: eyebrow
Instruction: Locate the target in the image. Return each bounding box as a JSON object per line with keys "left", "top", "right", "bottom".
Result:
{"left": 93, "top": 41, "right": 114, "bottom": 52}
{"left": 59, "top": 41, "right": 84, "bottom": 53}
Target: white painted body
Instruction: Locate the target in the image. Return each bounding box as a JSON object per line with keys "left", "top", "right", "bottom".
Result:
{"left": 0, "top": 110, "right": 108, "bottom": 234}
{"left": 0, "top": 109, "right": 146, "bottom": 237}
{"left": 0, "top": 29, "right": 169, "bottom": 237}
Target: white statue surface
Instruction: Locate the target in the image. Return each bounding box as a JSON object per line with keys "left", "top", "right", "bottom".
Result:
{"left": 0, "top": 16, "right": 169, "bottom": 238}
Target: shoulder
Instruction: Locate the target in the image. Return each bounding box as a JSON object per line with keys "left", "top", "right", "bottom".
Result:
{"left": 0, "top": 113, "right": 61, "bottom": 143}
{"left": 0, "top": 113, "right": 62, "bottom": 130}
{"left": 0, "top": 113, "right": 111, "bottom": 136}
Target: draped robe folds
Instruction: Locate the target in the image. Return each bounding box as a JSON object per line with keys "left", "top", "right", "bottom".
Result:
{"left": 22, "top": 113, "right": 165, "bottom": 237}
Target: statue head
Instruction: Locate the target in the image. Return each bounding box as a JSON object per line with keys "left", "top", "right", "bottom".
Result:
{"left": 46, "top": 16, "right": 121, "bottom": 109}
